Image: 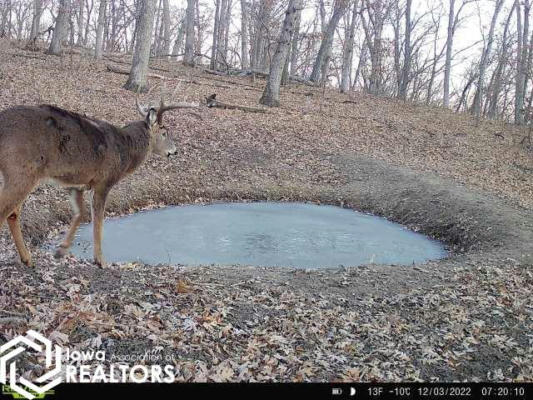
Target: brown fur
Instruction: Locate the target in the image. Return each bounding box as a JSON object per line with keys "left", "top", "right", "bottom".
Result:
{"left": 0, "top": 104, "right": 177, "bottom": 267}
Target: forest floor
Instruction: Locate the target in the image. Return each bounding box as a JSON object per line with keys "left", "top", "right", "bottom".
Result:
{"left": 0, "top": 40, "right": 532, "bottom": 382}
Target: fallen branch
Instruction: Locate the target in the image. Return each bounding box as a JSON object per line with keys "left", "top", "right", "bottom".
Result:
{"left": 0, "top": 317, "right": 27, "bottom": 326}
{"left": 288, "top": 76, "right": 318, "bottom": 86}
{"left": 106, "top": 64, "right": 172, "bottom": 80}
{"left": 205, "top": 94, "right": 267, "bottom": 113}
{"left": 203, "top": 68, "right": 227, "bottom": 76}
{"left": 12, "top": 53, "right": 47, "bottom": 61}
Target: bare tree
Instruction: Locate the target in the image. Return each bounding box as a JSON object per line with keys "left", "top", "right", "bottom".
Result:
{"left": 310, "top": 0, "right": 350, "bottom": 83}
{"left": 340, "top": 0, "right": 359, "bottom": 93}
{"left": 515, "top": 0, "right": 530, "bottom": 124}
{"left": 488, "top": 2, "right": 516, "bottom": 118}
{"left": 183, "top": 0, "right": 195, "bottom": 66}
{"left": 250, "top": 0, "right": 273, "bottom": 71}
{"left": 260, "top": 0, "right": 303, "bottom": 106}
{"left": 210, "top": 0, "right": 221, "bottom": 69}
{"left": 398, "top": 0, "right": 412, "bottom": 100}
{"left": 95, "top": 0, "right": 106, "bottom": 59}
{"left": 75, "top": 0, "right": 84, "bottom": 46}
{"left": 48, "top": 0, "right": 70, "bottom": 55}
{"left": 240, "top": 0, "right": 250, "bottom": 69}
{"left": 124, "top": 0, "right": 157, "bottom": 92}
{"left": 29, "top": 0, "right": 42, "bottom": 42}
{"left": 161, "top": 0, "right": 171, "bottom": 57}
{"left": 172, "top": 16, "right": 186, "bottom": 60}
{"left": 84, "top": 0, "right": 94, "bottom": 46}
{"left": 472, "top": 0, "right": 504, "bottom": 118}
{"left": 443, "top": 0, "right": 471, "bottom": 107}
{"left": 361, "top": 0, "right": 390, "bottom": 95}
{"left": 289, "top": 1, "right": 302, "bottom": 75}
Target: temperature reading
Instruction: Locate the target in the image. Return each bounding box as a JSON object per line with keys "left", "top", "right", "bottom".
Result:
{"left": 393, "top": 387, "right": 411, "bottom": 396}
{"left": 368, "top": 387, "right": 384, "bottom": 396}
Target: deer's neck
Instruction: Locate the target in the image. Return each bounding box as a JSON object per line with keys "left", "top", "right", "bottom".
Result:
{"left": 119, "top": 121, "right": 152, "bottom": 174}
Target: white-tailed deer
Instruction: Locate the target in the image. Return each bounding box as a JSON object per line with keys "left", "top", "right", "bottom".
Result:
{"left": 0, "top": 92, "right": 198, "bottom": 267}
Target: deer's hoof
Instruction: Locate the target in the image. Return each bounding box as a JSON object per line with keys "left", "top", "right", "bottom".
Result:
{"left": 21, "top": 257, "right": 34, "bottom": 268}
{"left": 54, "top": 247, "right": 67, "bottom": 259}
{"left": 94, "top": 258, "right": 107, "bottom": 268}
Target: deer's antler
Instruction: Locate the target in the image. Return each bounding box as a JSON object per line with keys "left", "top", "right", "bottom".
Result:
{"left": 135, "top": 94, "right": 149, "bottom": 117}
{"left": 157, "top": 82, "right": 199, "bottom": 118}
{"left": 135, "top": 85, "right": 159, "bottom": 117}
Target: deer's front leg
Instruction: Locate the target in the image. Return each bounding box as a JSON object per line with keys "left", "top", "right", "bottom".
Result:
{"left": 91, "top": 187, "right": 110, "bottom": 268}
{"left": 7, "top": 206, "right": 33, "bottom": 267}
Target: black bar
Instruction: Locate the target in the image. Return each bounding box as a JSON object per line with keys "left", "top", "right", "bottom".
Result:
{"left": 2, "top": 383, "right": 533, "bottom": 400}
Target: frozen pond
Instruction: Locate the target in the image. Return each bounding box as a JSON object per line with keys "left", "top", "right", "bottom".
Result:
{"left": 69, "top": 202, "right": 447, "bottom": 268}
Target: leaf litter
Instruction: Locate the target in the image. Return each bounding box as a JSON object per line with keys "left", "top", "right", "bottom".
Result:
{"left": 0, "top": 42, "right": 532, "bottom": 382}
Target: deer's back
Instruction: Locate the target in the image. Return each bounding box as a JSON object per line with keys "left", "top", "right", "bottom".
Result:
{"left": 0, "top": 105, "right": 140, "bottom": 187}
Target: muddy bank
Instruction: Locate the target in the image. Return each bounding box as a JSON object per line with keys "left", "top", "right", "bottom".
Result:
{"left": 13, "top": 152, "right": 532, "bottom": 261}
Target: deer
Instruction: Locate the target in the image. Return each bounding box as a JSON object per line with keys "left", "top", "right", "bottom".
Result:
{"left": 0, "top": 91, "right": 198, "bottom": 268}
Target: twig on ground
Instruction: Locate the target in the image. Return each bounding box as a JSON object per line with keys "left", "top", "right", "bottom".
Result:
{"left": 106, "top": 64, "right": 172, "bottom": 80}
{"left": 205, "top": 94, "right": 267, "bottom": 113}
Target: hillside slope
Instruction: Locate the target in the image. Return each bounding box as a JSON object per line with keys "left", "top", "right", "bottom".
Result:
{"left": 0, "top": 42, "right": 532, "bottom": 382}
{"left": 0, "top": 41, "right": 531, "bottom": 212}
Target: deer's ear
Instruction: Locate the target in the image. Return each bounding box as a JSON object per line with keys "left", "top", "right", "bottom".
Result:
{"left": 147, "top": 108, "right": 158, "bottom": 127}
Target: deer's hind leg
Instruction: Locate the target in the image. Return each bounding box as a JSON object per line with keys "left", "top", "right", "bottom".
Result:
{"left": 55, "top": 189, "right": 85, "bottom": 259}
{"left": 91, "top": 186, "right": 110, "bottom": 268}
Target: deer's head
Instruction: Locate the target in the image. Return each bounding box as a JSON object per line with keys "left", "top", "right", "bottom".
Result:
{"left": 135, "top": 87, "right": 199, "bottom": 158}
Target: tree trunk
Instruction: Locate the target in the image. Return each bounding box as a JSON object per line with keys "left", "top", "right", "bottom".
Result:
{"left": 251, "top": 0, "right": 271, "bottom": 70}
{"left": 289, "top": 4, "right": 301, "bottom": 75}
{"left": 183, "top": 0, "right": 195, "bottom": 66}
{"left": 162, "top": 0, "right": 171, "bottom": 57}
{"left": 29, "top": 0, "right": 43, "bottom": 41}
{"left": 260, "top": 0, "right": 303, "bottom": 106}
{"left": 84, "top": 0, "right": 94, "bottom": 46}
{"left": 95, "top": 0, "right": 106, "bottom": 59}
{"left": 240, "top": 0, "right": 250, "bottom": 69}
{"left": 393, "top": 4, "right": 401, "bottom": 95}
{"left": 310, "top": 0, "right": 349, "bottom": 83}
{"left": 222, "top": 0, "right": 232, "bottom": 64}
{"left": 68, "top": 10, "right": 75, "bottom": 46}
{"left": 353, "top": 36, "right": 367, "bottom": 90}
{"left": 76, "top": 0, "right": 84, "bottom": 46}
{"left": 210, "top": 0, "right": 221, "bottom": 69}
{"left": 153, "top": 0, "right": 162, "bottom": 54}
{"left": 488, "top": 2, "right": 515, "bottom": 118}
{"left": 48, "top": 0, "right": 70, "bottom": 55}
{"left": 443, "top": 0, "right": 455, "bottom": 107}
{"left": 398, "top": 0, "right": 411, "bottom": 100}
{"left": 472, "top": 0, "right": 504, "bottom": 118}
{"left": 340, "top": 1, "right": 358, "bottom": 93}
{"left": 124, "top": 0, "right": 157, "bottom": 92}
{"left": 362, "top": 0, "right": 387, "bottom": 95}
{"left": 515, "top": 0, "right": 529, "bottom": 124}
{"left": 1, "top": 0, "right": 11, "bottom": 37}
{"left": 172, "top": 17, "right": 185, "bottom": 60}
{"left": 281, "top": 51, "right": 290, "bottom": 85}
